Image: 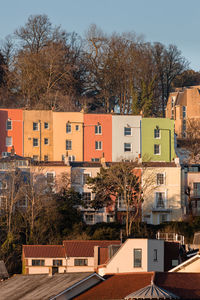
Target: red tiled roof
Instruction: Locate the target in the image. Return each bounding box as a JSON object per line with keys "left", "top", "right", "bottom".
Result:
{"left": 74, "top": 273, "right": 154, "bottom": 300}
{"left": 63, "top": 240, "right": 121, "bottom": 257}
{"left": 23, "top": 245, "right": 65, "bottom": 258}
{"left": 74, "top": 272, "right": 200, "bottom": 300}
{"left": 155, "top": 272, "right": 200, "bottom": 299}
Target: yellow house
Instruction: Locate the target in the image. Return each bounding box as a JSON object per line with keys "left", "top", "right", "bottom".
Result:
{"left": 53, "top": 112, "right": 84, "bottom": 162}
{"left": 23, "top": 110, "right": 53, "bottom": 161}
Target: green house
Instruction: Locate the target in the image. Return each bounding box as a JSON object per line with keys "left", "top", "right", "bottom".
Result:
{"left": 141, "top": 118, "right": 175, "bottom": 162}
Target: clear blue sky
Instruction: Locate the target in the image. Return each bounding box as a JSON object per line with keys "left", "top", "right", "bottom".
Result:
{"left": 0, "top": 0, "right": 199, "bottom": 70}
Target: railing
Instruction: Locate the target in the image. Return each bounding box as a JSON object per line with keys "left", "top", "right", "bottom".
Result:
{"left": 156, "top": 232, "right": 184, "bottom": 244}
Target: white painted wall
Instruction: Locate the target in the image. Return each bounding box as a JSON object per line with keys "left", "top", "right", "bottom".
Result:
{"left": 98, "top": 239, "right": 164, "bottom": 276}
{"left": 112, "top": 115, "right": 141, "bottom": 162}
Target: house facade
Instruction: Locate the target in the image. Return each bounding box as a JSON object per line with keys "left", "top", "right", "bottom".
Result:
{"left": 166, "top": 85, "right": 200, "bottom": 138}
{"left": 84, "top": 114, "right": 112, "bottom": 162}
{"left": 0, "top": 109, "right": 23, "bottom": 157}
{"left": 112, "top": 115, "right": 141, "bottom": 162}
{"left": 141, "top": 118, "right": 176, "bottom": 162}
{"left": 22, "top": 240, "right": 121, "bottom": 275}
{"left": 142, "top": 161, "right": 182, "bottom": 225}
{"left": 53, "top": 111, "right": 84, "bottom": 162}
{"left": 98, "top": 239, "right": 165, "bottom": 276}
{"left": 23, "top": 110, "right": 54, "bottom": 161}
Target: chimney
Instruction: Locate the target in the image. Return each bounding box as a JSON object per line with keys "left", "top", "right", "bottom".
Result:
{"left": 94, "top": 246, "right": 99, "bottom": 268}
{"left": 49, "top": 267, "right": 53, "bottom": 277}
{"left": 64, "top": 152, "right": 70, "bottom": 166}
{"left": 11, "top": 146, "right": 15, "bottom": 156}
{"left": 101, "top": 153, "right": 106, "bottom": 168}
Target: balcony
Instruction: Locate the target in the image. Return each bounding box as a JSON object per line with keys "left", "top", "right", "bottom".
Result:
{"left": 152, "top": 203, "right": 172, "bottom": 212}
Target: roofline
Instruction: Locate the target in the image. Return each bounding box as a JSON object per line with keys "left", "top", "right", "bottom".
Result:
{"left": 49, "top": 273, "right": 104, "bottom": 300}
{"left": 169, "top": 254, "right": 200, "bottom": 272}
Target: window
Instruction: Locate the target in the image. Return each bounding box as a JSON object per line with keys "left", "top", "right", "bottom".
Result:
{"left": 33, "top": 122, "right": 38, "bottom": 131}
{"left": 91, "top": 158, "right": 100, "bottom": 162}
{"left": 154, "top": 129, "right": 160, "bottom": 139}
{"left": 74, "top": 259, "right": 88, "bottom": 266}
{"left": 6, "top": 120, "right": 12, "bottom": 130}
{"left": 160, "top": 214, "right": 168, "bottom": 223}
{"left": 66, "top": 140, "right": 72, "bottom": 150}
{"left": 134, "top": 249, "right": 142, "bottom": 268}
{"left": 154, "top": 144, "right": 160, "bottom": 155}
{"left": 53, "top": 260, "right": 62, "bottom": 266}
{"left": 44, "top": 155, "right": 48, "bottom": 161}
{"left": 153, "top": 249, "right": 158, "bottom": 262}
{"left": 33, "top": 138, "right": 38, "bottom": 147}
{"left": 44, "top": 122, "right": 49, "bottom": 129}
{"left": 68, "top": 155, "right": 75, "bottom": 162}
{"left": 157, "top": 173, "right": 164, "bottom": 185}
{"left": 0, "top": 196, "right": 6, "bottom": 208}
{"left": 171, "top": 98, "right": 174, "bottom": 108}
{"left": 182, "top": 106, "right": 186, "bottom": 119}
{"left": 193, "top": 183, "right": 200, "bottom": 196}
{"left": 171, "top": 109, "right": 174, "bottom": 120}
{"left": 33, "top": 155, "right": 39, "bottom": 161}
{"left": 95, "top": 125, "right": 102, "bottom": 135}
{"left": 75, "top": 125, "right": 80, "bottom": 131}
{"left": 18, "top": 198, "right": 27, "bottom": 207}
{"left": 32, "top": 260, "right": 45, "bottom": 266}
{"left": 124, "top": 143, "right": 131, "bottom": 152}
{"left": 44, "top": 138, "right": 49, "bottom": 145}
{"left": 83, "top": 173, "right": 90, "bottom": 184}
{"left": 124, "top": 127, "right": 131, "bottom": 136}
{"left": 82, "top": 192, "right": 91, "bottom": 202}
{"left": 182, "top": 120, "right": 186, "bottom": 137}
{"left": 0, "top": 181, "right": 7, "bottom": 189}
{"left": 95, "top": 141, "right": 102, "bottom": 150}
{"left": 156, "top": 192, "right": 165, "bottom": 208}
{"left": 46, "top": 172, "right": 54, "bottom": 184}
{"left": 66, "top": 123, "right": 71, "bottom": 133}
{"left": 118, "top": 195, "right": 126, "bottom": 208}
{"left": 6, "top": 137, "right": 12, "bottom": 147}
{"left": 85, "top": 214, "right": 94, "bottom": 223}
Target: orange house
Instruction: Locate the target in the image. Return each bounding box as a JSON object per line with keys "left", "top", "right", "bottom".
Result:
{"left": 84, "top": 114, "right": 112, "bottom": 162}
{"left": 0, "top": 109, "right": 23, "bottom": 156}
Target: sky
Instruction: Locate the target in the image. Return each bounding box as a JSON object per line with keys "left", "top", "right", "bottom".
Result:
{"left": 0, "top": 0, "right": 200, "bottom": 70}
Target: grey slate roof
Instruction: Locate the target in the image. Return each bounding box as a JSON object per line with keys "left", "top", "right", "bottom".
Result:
{"left": 0, "top": 273, "right": 93, "bottom": 300}
{"left": 125, "top": 282, "right": 180, "bottom": 299}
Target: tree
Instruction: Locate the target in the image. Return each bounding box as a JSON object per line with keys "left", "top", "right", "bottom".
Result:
{"left": 87, "top": 162, "right": 143, "bottom": 236}
{"left": 152, "top": 43, "right": 188, "bottom": 116}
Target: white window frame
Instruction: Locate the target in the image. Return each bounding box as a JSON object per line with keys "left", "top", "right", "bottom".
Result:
{"left": 156, "top": 173, "right": 165, "bottom": 185}
{"left": 95, "top": 125, "right": 102, "bottom": 135}
{"left": 124, "top": 127, "right": 132, "bottom": 136}
{"left": 124, "top": 143, "right": 132, "bottom": 152}
{"left": 45, "top": 172, "right": 55, "bottom": 185}
{"left": 6, "top": 136, "right": 12, "bottom": 147}
{"left": 44, "top": 122, "right": 49, "bottom": 129}
{"left": 66, "top": 140, "right": 72, "bottom": 150}
{"left": 33, "top": 138, "right": 39, "bottom": 147}
{"left": 33, "top": 122, "right": 39, "bottom": 131}
{"left": 154, "top": 129, "right": 161, "bottom": 139}
{"left": 68, "top": 155, "right": 76, "bottom": 162}
{"left": 182, "top": 106, "right": 187, "bottom": 119}
{"left": 44, "top": 138, "right": 49, "bottom": 145}
{"left": 154, "top": 144, "right": 160, "bottom": 155}
{"left": 82, "top": 172, "right": 91, "bottom": 185}
{"left": 75, "top": 125, "right": 80, "bottom": 131}
{"left": 66, "top": 123, "right": 72, "bottom": 133}
{"left": 155, "top": 191, "right": 166, "bottom": 208}
{"left": 95, "top": 141, "right": 102, "bottom": 150}
{"left": 44, "top": 155, "right": 48, "bottom": 161}
{"left": 6, "top": 120, "right": 12, "bottom": 131}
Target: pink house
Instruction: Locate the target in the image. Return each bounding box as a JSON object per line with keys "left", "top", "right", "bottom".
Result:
{"left": 0, "top": 109, "right": 23, "bottom": 156}
{"left": 84, "top": 114, "right": 112, "bottom": 162}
